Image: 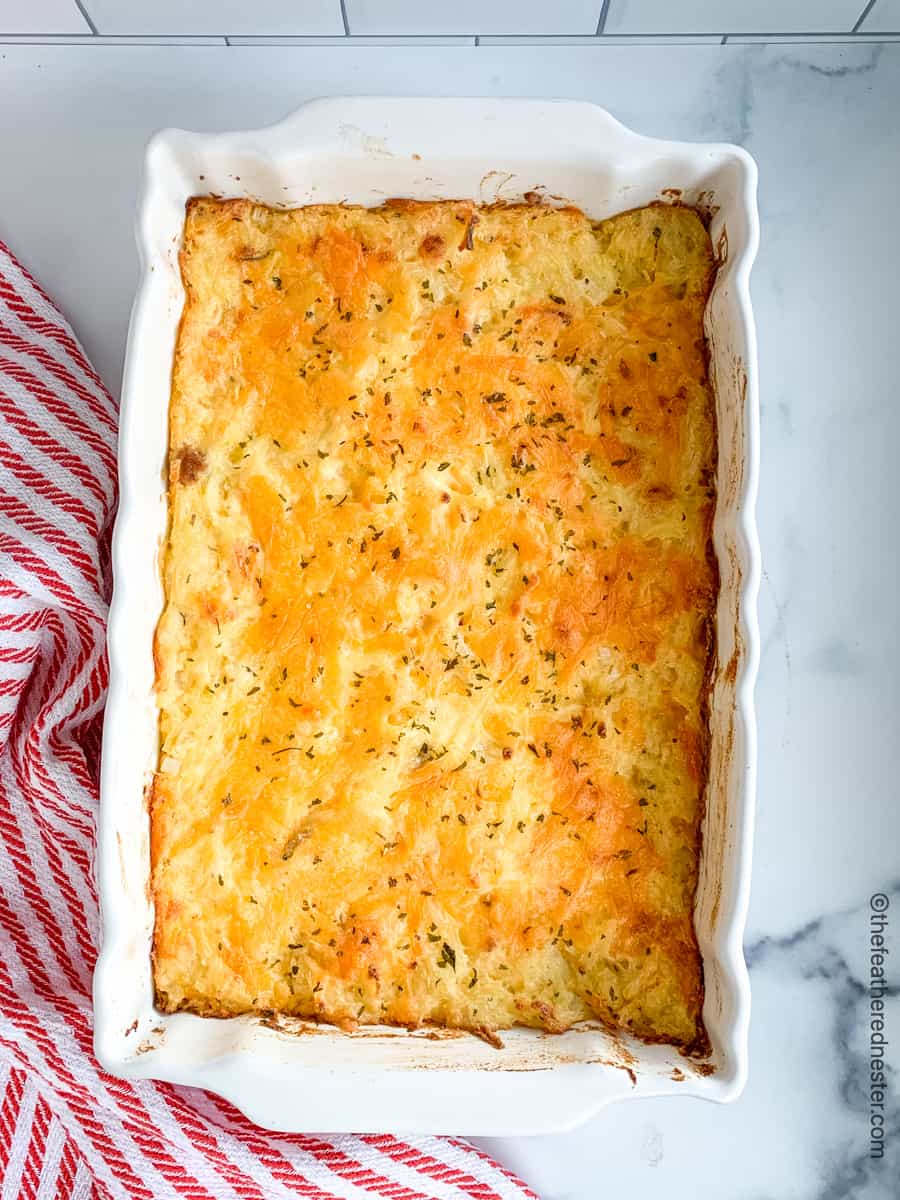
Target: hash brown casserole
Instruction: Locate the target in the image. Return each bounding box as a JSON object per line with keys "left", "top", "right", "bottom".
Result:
{"left": 151, "top": 197, "right": 717, "bottom": 1048}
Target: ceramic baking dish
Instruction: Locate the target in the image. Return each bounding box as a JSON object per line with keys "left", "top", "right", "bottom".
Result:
{"left": 94, "top": 97, "right": 760, "bottom": 1135}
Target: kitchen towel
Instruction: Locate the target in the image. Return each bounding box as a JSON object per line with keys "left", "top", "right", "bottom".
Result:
{"left": 0, "top": 238, "right": 537, "bottom": 1200}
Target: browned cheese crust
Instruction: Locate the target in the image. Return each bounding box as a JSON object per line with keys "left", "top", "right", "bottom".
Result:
{"left": 151, "top": 197, "right": 717, "bottom": 1048}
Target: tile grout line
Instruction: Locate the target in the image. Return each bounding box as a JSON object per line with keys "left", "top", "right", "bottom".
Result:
{"left": 853, "top": 0, "right": 878, "bottom": 31}
{"left": 2, "top": 30, "right": 900, "bottom": 45}
{"left": 595, "top": 0, "right": 612, "bottom": 36}
{"left": 339, "top": 0, "right": 350, "bottom": 37}
{"left": 722, "top": 28, "right": 899, "bottom": 38}
{"left": 468, "top": 30, "right": 900, "bottom": 39}
{"left": 591, "top": 27, "right": 890, "bottom": 37}
{"left": 0, "top": 35, "right": 229, "bottom": 43}
{"left": 71, "top": 0, "right": 98, "bottom": 35}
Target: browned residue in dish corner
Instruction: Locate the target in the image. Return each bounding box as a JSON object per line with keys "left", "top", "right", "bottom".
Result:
{"left": 707, "top": 359, "right": 748, "bottom": 972}
{"left": 707, "top": 727, "right": 735, "bottom": 935}
{"left": 422, "top": 1027, "right": 467, "bottom": 1041}
{"left": 661, "top": 187, "right": 683, "bottom": 201}
{"left": 676, "top": 1034, "right": 717, "bottom": 1071}
{"left": 124, "top": 1020, "right": 138, "bottom": 1037}
{"left": 473, "top": 1026, "right": 505, "bottom": 1050}
{"left": 724, "top": 629, "right": 743, "bottom": 687}
{"left": 600, "top": 1027, "right": 637, "bottom": 1068}
{"left": 257, "top": 1013, "right": 321, "bottom": 1037}
{"left": 715, "top": 226, "right": 729, "bottom": 268}
{"left": 246, "top": 1013, "right": 651, "bottom": 1074}
{"left": 581, "top": 1055, "right": 638, "bottom": 1087}
{"left": 136, "top": 1026, "right": 165, "bottom": 1056}
{"left": 470, "top": 1048, "right": 639, "bottom": 1077}
{"left": 719, "top": 365, "right": 747, "bottom": 511}
{"left": 670, "top": 1066, "right": 685, "bottom": 1081}
{"left": 478, "top": 169, "right": 515, "bottom": 197}
{"left": 705, "top": 608, "right": 738, "bottom": 937}
{"left": 694, "top": 190, "right": 721, "bottom": 227}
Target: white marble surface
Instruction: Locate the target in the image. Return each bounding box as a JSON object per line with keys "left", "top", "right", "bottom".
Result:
{"left": 0, "top": 39, "right": 897, "bottom": 1200}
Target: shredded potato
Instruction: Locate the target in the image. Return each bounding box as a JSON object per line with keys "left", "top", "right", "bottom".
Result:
{"left": 151, "top": 198, "right": 716, "bottom": 1048}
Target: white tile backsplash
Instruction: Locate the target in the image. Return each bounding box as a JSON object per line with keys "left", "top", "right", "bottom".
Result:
{"left": 84, "top": 0, "right": 344, "bottom": 36}
{"left": 345, "top": 0, "right": 602, "bottom": 36}
{"left": 227, "top": 35, "right": 476, "bottom": 45}
{"left": 0, "top": 33, "right": 228, "bottom": 42}
{"left": 2, "top": 0, "right": 895, "bottom": 41}
{"left": 861, "top": 0, "right": 900, "bottom": 30}
{"left": 0, "top": 0, "right": 89, "bottom": 33}
{"left": 726, "top": 31, "right": 899, "bottom": 40}
{"left": 478, "top": 34, "right": 724, "bottom": 44}
{"left": 604, "top": 0, "right": 865, "bottom": 35}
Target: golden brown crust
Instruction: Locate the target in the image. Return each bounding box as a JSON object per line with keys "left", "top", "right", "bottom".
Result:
{"left": 151, "top": 197, "right": 717, "bottom": 1047}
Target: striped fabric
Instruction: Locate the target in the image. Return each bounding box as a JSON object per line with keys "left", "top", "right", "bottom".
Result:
{"left": 0, "top": 239, "right": 537, "bottom": 1200}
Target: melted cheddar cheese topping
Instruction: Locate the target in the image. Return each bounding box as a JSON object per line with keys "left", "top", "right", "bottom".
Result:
{"left": 152, "top": 197, "right": 717, "bottom": 1047}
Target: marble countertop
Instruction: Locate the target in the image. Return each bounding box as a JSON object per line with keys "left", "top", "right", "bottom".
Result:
{"left": 1, "top": 39, "right": 897, "bottom": 1200}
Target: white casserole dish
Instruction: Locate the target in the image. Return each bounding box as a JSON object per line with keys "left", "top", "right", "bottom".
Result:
{"left": 94, "top": 97, "right": 760, "bottom": 1136}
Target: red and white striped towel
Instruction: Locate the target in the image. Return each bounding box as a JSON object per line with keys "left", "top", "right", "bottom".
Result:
{"left": 0, "top": 239, "right": 537, "bottom": 1200}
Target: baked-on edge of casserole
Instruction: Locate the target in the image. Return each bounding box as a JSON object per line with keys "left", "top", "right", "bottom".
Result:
{"left": 151, "top": 197, "right": 717, "bottom": 1050}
